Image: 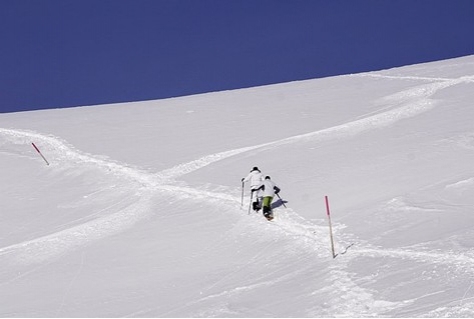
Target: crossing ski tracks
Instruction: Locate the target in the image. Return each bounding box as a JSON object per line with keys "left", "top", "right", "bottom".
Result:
{"left": 2, "top": 64, "right": 474, "bottom": 316}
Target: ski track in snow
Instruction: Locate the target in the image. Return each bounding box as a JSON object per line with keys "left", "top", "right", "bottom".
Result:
{"left": 1, "top": 74, "right": 473, "bottom": 316}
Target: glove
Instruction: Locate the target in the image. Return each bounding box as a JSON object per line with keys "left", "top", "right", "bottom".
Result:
{"left": 241, "top": 178, "right": 245, "bottom": 182}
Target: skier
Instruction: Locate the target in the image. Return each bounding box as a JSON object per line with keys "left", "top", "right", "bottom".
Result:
{"left": 252, "top": 176, "right": 281, "bottom": 221}
{"left": 241, "top": 167, "right": 264, "bottom": 211}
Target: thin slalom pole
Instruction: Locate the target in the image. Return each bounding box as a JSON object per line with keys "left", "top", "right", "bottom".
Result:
{"left": 325, "top": 195, "right": 336, "bottom": 259}
{"left": 32, "top": 142, "right": 50, "bottom": 166}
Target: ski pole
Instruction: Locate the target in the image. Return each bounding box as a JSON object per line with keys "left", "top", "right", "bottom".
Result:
{"left": 276, "top": 193, "right": 287, "bottom": 208}
{"left": 248, "top": 190, "right": 254, "bottom": 215}
{"left": 32, "top": 142, "right": 50, "bottom": 166}
{"left": 240, "top": 181, "right": 245, "bottom": 209}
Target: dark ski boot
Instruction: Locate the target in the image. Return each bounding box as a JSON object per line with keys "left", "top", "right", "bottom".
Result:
{"left": 252, "top": 201, "right": 260, "bottom": 212}
{"left": 263, "top": 206, "right": 274, "bottom": 221}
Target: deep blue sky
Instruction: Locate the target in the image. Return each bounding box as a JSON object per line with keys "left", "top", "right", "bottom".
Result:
{"left": 1, "top": 0, "right": 473, "bottom": 113}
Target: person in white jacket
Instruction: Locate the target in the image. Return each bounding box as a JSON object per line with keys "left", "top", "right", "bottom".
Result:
{"left": 241, "top": 167, "right": 264, "bottom": 211}
{"left": 252, "top": 176, "right": 281, "bottom": 220}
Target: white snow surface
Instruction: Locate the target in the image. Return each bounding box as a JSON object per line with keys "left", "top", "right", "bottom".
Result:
{"left": 1, "top": 55, "right": 474, "bottom": 317}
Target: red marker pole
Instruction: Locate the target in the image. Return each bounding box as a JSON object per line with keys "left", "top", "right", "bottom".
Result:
{"left": 325, "top": 195, "right": 336, "bottom": 259}
{"left": 32, "top": 142, "right": 50, "bottom": 166}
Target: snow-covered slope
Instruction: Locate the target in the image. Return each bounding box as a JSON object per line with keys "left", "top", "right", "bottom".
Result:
{"left": 1, "top": 55, "right": 474, "bottom": 317}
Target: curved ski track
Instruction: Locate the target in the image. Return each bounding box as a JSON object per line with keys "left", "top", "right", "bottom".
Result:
{"left": 1, "top": 74, "right": 474, "bottom": 316}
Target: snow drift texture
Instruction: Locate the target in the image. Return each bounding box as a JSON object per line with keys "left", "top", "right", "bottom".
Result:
{"left": 1, "top": 55, "right": 474, "bottom": 317}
